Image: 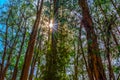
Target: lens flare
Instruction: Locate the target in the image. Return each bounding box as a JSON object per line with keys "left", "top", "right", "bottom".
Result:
{"left": 49, "top": 20, "right": 53, "bottom": 28}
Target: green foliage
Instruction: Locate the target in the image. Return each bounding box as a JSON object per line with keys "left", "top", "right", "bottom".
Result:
{"left": 0, "top": 0, "right": 120, "bottom": 80}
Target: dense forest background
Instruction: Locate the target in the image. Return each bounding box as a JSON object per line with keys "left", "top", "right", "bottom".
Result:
{"left": 0, "top": 0, "right": 120, "bottom": 80}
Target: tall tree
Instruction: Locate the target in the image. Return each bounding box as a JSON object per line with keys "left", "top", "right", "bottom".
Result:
{"left": 78, "top": 0, "right": 106, "bottom": 80}
{"left": 20, "top": 0, "right": 43, "bottom": 80}
{"left": 45, "top": 0, "right": 59, "bottom": 79}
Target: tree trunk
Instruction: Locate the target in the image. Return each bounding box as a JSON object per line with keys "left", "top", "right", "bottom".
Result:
{"left": 0, "top": 9, "right": 11, "bottom": 79}
{"left": 12, "top": 27, "right": 27, "bottom": 80}
{"left": 29, "top": 31, "right": 42, "bottom": 80}
{"left": 45, "top": 0, "right": 59, "bottom": 80}
{"left": 29, "top": 52, "right": 37, "bottom": 80}
{"left": 20, "top": 0, "right": 43, "bottom": 80}
{"left": 78, "top": 0, "right": 106, "bottom": 80}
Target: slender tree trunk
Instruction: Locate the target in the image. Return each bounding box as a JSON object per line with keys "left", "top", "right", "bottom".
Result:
{"left": 110, "top": 0, "right": 120, "bottom": 17}
{"left": 78, "top": 0, "right": 106, "bottom": 80}
{"left": 12, "top": 27, "right": 27, "bottom": 80}
{"left": 117, "top": 73, "right": 120, "bottom": 80}
{"left": 29, "top": 30, "right": 42, "bottom": 80}
{"left": 45, "top": 0, "right": 51, "bottom": 79}
{"left": 73, "top": 42, "right": 78, "bottom": 80}
{"left": 106, "top": 24, "right": 115, "bottom": 80}
{"left": 1, "top": 22, "right": 23, "bottom": 80}
{"left": 20, "top": 0, "right": 43, "bottom": 80}
{"left": 111, "top": 31, "right": 120, "bottom": 54}
{"left": 0, "top": 9, "right": 11, "bottom": 79}
{"left": 95, "top": 5, "right": 116, "bottom": 79}
{"left": 74, "top": 35, "right": 79, "bottom": 80}
{"left": 50, "top": 0, "right": 59, "bottom": 79}
{"left": 79, "top": 25, "right": 90, "bottom": 80}
{"left": 1, "top": 38, "right": 18, "bottom": 80}
{"left": 29, "top": 52, "right": 37, "bottom": 80}
{"left": 46, "top": 0, "right": 59, "bottom": 80}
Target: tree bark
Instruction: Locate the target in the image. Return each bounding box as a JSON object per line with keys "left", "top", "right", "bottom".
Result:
{"left": 0, "top": 9, "right": 11, "bottom": 79}
{"left": 78, "top": 0, "right": 106, "bottom": 80}
{"left": 12, "top": 27, "right": 27, "bottom": 80}
{"left": 20, "top": 0, "right": 43, "bottom": 80}
{"left": 29, "top": 30, "right": 42, "bottom": 80}
{"left": 45, "top": 0, "right": 59, "bottom": 80}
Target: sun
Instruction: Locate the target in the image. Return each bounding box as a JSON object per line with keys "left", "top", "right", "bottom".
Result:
{"left": 49, "top": 20, "right": 53, "bottom": 28}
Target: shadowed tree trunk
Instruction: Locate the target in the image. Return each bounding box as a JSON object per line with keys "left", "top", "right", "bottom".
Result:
{"left": 1, "top": 19, "right": 23, "bottom": 80}
{"left": 78, "top": 0, "right": 106, "bottom": 80}
{"left": 45, "top": 0, "right": 59, "bottom": 80}
{"left": 0, "top": 9, "right": 12, "bottom": 80}
{"left": 74, "top": 42, "right": 78, "bottom": 80}
{"left": 12, "top": 27, "right": 27, "bottom": 80}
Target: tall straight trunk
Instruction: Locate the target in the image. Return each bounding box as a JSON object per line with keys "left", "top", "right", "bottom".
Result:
{"left": 46, "top": 0, "right": 59, "bottom": 80}
{"left": 45, "top": 0, "right": 52, "bottom": 79}
{"left": 1, "top": 21, "right": 22, "bottom": 80}
{"left": 12, "top": 27, "right": 27, "bottom": 80}
{"left": 100, "top": 29, "right": 115, "bottom": 80}
{"left": 51, "top": 0, "right": 59, "bottom": 79}
{"left": 79, "top": 25, "right": 90, "bottom": 79}
{"left": 74, "top": 34, "right": 80, "bottom": 80}
{"left": 1, "top": 43, "right": 17, "bottom": 80}
{"left": 74, "top": 42, "right": 78, "bottom": 80}
{"left": 78, "top": 0, "right": 106, "bottom": 80}
{"left": 29, "top": 29, "right": 42, "bottom": 80}
{"left": 0, "top": 9, "right": 11, "bottom": 79}
{"left": 95, "top": 4, "right": 116, "bottom": 79}
{"left": 28, "top": 51, "right": 37, "bottom": 80}
{"left": 106, "top": 23, "right": 115, "bottom": 80}
{"left": 20, "top": 0, "right": 43, "bottom": 80}
{"left": 111, "top": 31, "right": 120, "bottom": 54}
{"left": 35, "top": 56, "right": 41, "bottom": 79}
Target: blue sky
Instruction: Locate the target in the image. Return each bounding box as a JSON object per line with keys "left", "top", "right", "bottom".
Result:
{"left": 0, "top": 0, "right": 6, "bottom": 5}
{"left": 0, "top": 0, "right": 6, "bottom": 51}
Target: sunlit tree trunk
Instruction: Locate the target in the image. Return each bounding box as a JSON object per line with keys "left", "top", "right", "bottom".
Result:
{"left": 29, "top": 29, "right": 42, "bottom": 80}
{"left": 45, "top": 0, "right": 59, "bottom": 80}
{"left": 29, "top": 49, "right": 37, "bottom": 80}
{"left": 51, "top": 0, "right": 59, "bottom": 79}
{"left": 45, "top": 0, "right": 52, "bottom": 79}
{"left": 20, "top": 0, "right": 43, "bottom": 80}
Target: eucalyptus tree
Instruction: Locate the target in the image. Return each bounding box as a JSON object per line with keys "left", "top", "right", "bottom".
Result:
{"left": 78, "top": 0, "right": 106, "bottom": 80}
{"left": 0, "top": 0, "right": 34, "bottom": 79}
{"left": 0, "top": 0, "right": 120, "bottom": 80}
{"left": 20, "top": 0, "right": 43, "bottom": 80}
